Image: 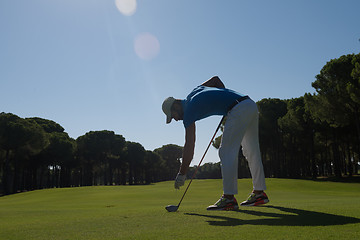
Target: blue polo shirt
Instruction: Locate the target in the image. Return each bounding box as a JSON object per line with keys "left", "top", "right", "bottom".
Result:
{"left": 182, "top": 86, "right": 246, "bottom": 128}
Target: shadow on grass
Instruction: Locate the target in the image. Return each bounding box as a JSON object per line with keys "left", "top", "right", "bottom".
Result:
{"left": 185, "top": 205, "right": 360, "bottom": 227}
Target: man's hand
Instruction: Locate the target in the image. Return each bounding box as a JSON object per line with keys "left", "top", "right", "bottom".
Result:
{"left": 174, "top": 173, "right": 186, "bottom": 189}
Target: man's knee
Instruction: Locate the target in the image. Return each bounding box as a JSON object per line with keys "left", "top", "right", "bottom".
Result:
{"left": 218, "top": 145, "right": 228, "bottom": 160}
{"left": 219, "top": 147, "right": 238, "bottom": 167}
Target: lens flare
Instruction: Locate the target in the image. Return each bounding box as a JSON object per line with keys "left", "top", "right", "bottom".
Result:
{"left": 134, "top": 33, "right": 160, "bottom": 60}
{"left": 115, "top": 0, "right": 137, "bottom": 16}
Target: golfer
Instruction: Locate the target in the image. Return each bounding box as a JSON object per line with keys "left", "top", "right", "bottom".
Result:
{"left": 162, "top": 76, "right": 269, "bottom": 210}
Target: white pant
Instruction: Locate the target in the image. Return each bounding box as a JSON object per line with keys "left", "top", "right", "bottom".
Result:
{"left": 218, "top": 99, "right": 266, "bottom": 195}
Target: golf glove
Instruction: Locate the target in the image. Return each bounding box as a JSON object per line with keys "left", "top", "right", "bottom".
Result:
{"left": 174, "top": 173, "right": 186, "bottom": 189}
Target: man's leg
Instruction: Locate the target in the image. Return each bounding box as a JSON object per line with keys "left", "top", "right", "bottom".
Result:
{"left": 206, "top": 109, "right": 244, "bottom": 210}
{"left": 240, "top": 100, "right": 269, "bottom": 206}
{"left": 241, "top": 100, "right": 266, "bottom": 191}
{"left": 218, "top": 100, "right": 254, "bottom": 195}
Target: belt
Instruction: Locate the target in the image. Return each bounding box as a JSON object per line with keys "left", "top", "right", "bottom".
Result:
{"left": 228, "top": 95, "right": 250, "bottom": 111}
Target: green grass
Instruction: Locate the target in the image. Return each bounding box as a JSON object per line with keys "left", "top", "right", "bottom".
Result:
{"left": 1, "top": 178, "right": 359, "bottom": 240}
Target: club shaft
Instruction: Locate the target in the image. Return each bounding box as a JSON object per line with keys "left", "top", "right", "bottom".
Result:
{"left": 176, "top": 115, "right": 225, "bottom": 208}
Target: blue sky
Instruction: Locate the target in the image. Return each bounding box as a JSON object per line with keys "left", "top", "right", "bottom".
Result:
{"left": 1, "top": 0, "right": 360, "bottom": 165}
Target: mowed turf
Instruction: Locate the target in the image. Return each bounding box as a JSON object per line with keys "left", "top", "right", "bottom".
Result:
{"left": 1, "top": 178, "right": 359, "bottom": 240}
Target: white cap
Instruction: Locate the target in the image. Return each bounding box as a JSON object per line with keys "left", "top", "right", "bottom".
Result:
{"left": 162, "top": 97, "right": 175, "bottom": 124}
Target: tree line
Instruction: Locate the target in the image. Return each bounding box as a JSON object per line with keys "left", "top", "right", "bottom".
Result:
{"left": 0, "top": 115, "right": 184, "bottom": 195}
{"left": 1, "top": 53, "right": 360, "bottom": 195}
{"left": 257, "top": 53, "right": 360, "bottom": 179}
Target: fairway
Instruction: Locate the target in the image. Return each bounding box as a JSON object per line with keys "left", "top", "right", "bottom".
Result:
{"left": 1, "top": 179, "right": 359, "bottom": 240}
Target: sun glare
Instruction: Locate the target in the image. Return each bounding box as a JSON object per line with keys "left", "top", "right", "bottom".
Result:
{"left": 134, "top": 33, "right": 160, "bottom": 60}
{"left": 115, "top": 0, "right": 137, "bottom": 16}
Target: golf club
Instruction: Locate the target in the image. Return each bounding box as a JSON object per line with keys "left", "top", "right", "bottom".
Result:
{"left": 165, "top": 115, "right": 226, "bottom": 212}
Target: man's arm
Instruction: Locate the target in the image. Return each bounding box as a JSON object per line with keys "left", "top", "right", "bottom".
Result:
{"left": 201, "top": 76, "right": 225, "bottom": 88}
{"left": 179, "top": 122, "right": 196, "bottom": 175}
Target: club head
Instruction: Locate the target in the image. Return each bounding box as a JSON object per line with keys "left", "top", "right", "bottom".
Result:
{"left": 165, "top": 205, "right": 179, "bottom": 212}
